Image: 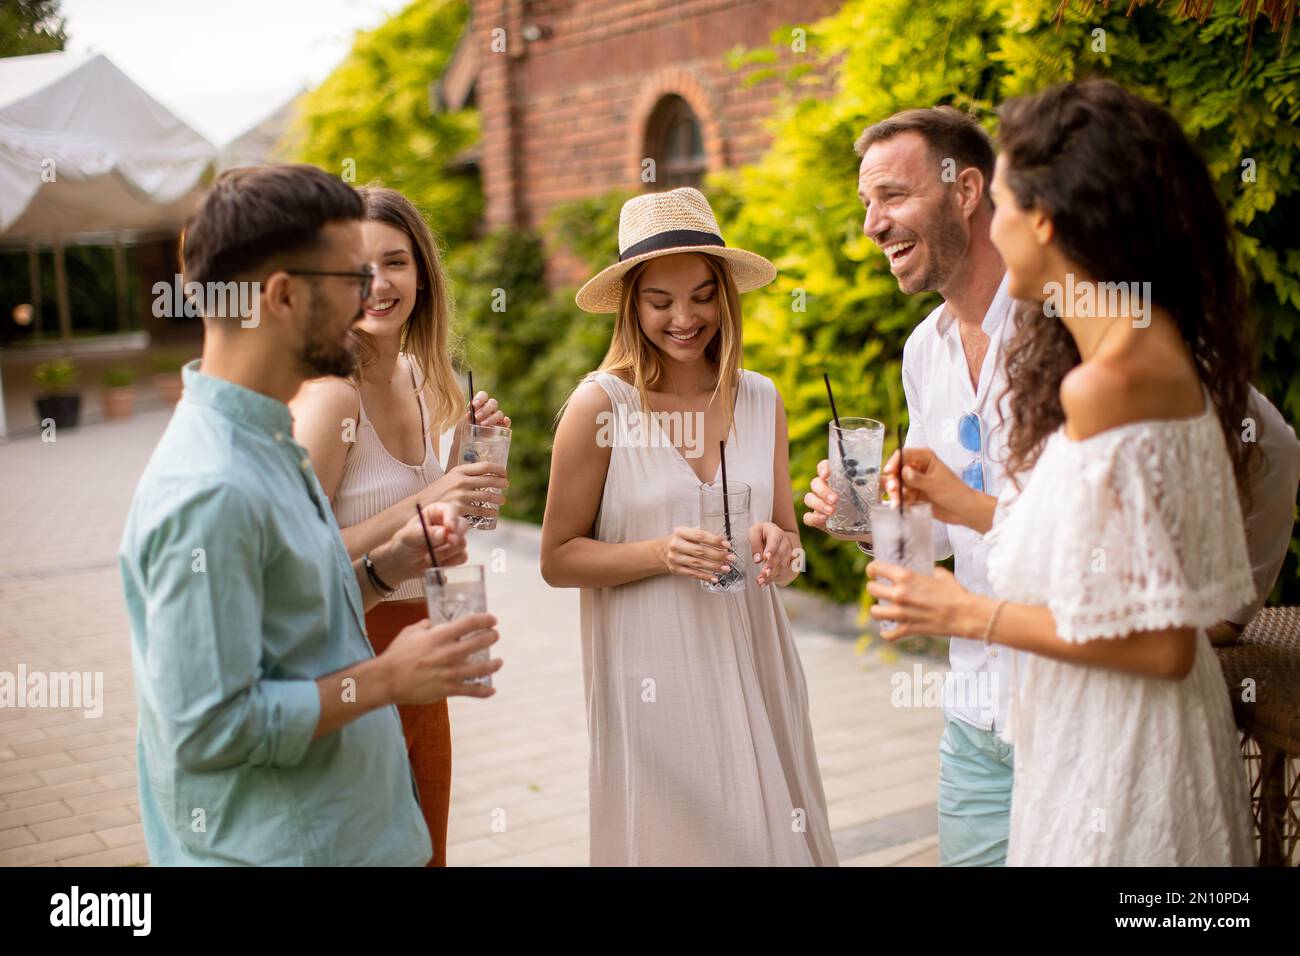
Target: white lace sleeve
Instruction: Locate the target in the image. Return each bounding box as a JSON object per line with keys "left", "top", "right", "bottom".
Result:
{"left": 1045, "top": 421, "right": 1256, "bottom": 642}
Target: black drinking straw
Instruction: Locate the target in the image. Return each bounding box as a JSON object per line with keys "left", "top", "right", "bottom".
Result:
{"left": 895, "top": 424, "right": 906, "bottom": 563}
{"left": 822, "top": 373, "right": 867, "bottom": 516}
{"left": 823, "top": 373, "right": 846, "bottom": 457}
{"left": 718, "top": 439, "right": 733, "bottom": 541}
{"left": 896, "top": 424, "right": 906, "bottom": 516}
{"left": 416, "top": 501, "right": 443, "bottom": 585}
{"left": 466, "top": 370, "right": 476, "bottom": 426}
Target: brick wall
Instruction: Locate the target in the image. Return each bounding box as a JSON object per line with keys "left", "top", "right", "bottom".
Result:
{"left": 470, "top": 0, "right": 841, "bottom": 285}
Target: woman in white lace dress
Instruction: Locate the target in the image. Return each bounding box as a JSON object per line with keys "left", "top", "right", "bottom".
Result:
{"left": 866, "top": 81, "right": 1257, "bottom": 865}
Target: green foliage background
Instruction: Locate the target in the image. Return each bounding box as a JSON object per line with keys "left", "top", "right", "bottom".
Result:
{"left": 293, "top": 0, "right": 1300, "bottom": 610}
{"left": 289, "top": 0, "right": 482, "bottom": 249}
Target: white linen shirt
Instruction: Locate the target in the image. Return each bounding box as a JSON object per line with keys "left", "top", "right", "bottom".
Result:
{"left": 897, "top": 274, "right": 1017, "bottom": 732}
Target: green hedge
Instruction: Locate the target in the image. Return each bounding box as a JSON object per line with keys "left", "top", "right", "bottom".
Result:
{"left": 446, "top": 232, "right": 606, "bottom": 524}
{"left": 290, "top": 0, "right": 481, "bottom": 248}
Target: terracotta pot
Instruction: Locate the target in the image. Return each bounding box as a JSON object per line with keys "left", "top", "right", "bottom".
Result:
{"left": 103, "top": 386, "right": 137, "bottom": 419}
{"left": 153, "top": 372, "right": 184, "bottom": 405}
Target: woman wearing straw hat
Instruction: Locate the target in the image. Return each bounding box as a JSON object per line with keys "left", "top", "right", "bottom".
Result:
{"left": 540, "top": 187, "right": 836, "bottom": 866}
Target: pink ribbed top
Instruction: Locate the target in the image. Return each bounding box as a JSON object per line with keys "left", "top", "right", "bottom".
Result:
{"left": 332, "top": 357, "right": 446, "bottom": 602}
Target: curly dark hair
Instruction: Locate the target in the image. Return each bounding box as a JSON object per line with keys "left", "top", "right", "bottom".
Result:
{"left": 996, "top": 79, "right": 1255, "bottom": 500}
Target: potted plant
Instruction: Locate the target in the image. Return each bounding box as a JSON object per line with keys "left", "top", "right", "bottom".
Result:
{"left": 102, "top": 366, "right": 138, "bottom": 419}
{"left": 34, "top": 359, "right": 81, "bottom": 429}
{"left": 151, "top": 351, "right": 187, "bottom": 405}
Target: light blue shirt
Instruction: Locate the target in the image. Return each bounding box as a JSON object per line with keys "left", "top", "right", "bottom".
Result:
{"left": 119, "top": 361, "right": 431, "bottom": 865}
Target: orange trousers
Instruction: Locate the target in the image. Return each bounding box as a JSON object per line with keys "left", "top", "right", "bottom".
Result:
{"left": 365, "top": 599, "right": 452, "bottom": 867}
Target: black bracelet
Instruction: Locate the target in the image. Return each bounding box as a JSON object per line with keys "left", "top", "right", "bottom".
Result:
{"left": 363, "top": 552, "right": 397, "bottom": 595}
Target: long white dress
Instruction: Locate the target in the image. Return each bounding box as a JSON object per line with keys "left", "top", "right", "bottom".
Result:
{"left": 579, "top": 369, "right": 838, "bottom": 866}
{"left": 985, "top": 396, "right": 1257, "bottom": 865}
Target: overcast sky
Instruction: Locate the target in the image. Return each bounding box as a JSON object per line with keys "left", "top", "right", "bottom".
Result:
{"left": 60, "top": 0, "right": 410, "bottom": 145}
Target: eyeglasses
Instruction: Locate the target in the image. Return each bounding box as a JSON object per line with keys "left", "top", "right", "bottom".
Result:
{"left": 958, "top": 411, "right": 985, "bottom": 492}
{"left": 285, "top": 265, "right": 374, "bottom": 301}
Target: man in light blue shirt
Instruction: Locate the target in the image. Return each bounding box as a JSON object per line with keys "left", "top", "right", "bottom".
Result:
{"left": 119, "top": 165, "right": 501, "bottom": 865}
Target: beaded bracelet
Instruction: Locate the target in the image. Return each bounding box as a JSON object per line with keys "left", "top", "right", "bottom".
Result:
{"left": 982, "top": 599, "right": 1008, "bottom": 657}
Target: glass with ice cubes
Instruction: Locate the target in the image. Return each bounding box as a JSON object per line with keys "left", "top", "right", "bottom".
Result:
{"left": 869, "top": 501, "right": 934, "bottom": 635}
{"left": 826, "top": 417, "right": 885, "bottom": 536}
{"left": 457, "top": 422, "right": 511, "bottom": 530}
{"left": 424, "top": 564, "right": 492, "bottom": 686}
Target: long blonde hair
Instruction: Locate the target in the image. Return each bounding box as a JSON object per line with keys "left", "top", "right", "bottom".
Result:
{"left": 578, "top": 252, "right": 744, "bottom": 431}
{"left": 353, "top": 184, "right": 464, "bottom": 436}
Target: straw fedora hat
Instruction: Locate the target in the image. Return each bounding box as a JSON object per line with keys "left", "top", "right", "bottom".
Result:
{"left": 575, "top": 187, "right": 777, "bottom": 313}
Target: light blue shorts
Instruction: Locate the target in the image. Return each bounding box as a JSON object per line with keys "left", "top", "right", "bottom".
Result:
{"left": 937, "top": 713, "right": 1014, "bottom": 867}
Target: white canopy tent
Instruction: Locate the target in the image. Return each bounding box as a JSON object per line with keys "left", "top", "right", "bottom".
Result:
{"left": 0, "top": 51, "right": 217, "bottom": 438}
{"left": 0, "top": 51, "right": 216, "bottom": 242}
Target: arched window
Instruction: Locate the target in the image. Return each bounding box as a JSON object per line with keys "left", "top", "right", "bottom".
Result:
{"left": 644, "top": 95, "right": 706, "bottom": 190}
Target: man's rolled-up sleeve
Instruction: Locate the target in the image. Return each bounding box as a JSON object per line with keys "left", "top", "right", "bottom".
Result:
{"left": 140, "top": 482, "right": 321, "bottom": 772}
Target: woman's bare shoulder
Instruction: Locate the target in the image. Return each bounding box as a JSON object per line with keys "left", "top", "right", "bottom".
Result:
{"left": 292, "top": 375, "right": 360, "bottom": 420}
{"left": 1061, "top": 358, "right": 1200, "bottom": 441}
{"left": 562, "top": 378, "right": 615, "bottom": 425}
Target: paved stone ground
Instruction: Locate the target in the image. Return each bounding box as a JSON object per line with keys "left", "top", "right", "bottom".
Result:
{"left": 0, "top": 408, "right": 942, "bottom": 867}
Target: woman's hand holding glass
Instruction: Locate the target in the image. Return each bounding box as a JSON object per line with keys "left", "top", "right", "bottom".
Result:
{"left": 423, "top": 463, "right": 508, "bottom": 520}
{"left": 748, "top": 521, "right": 795, "bottom": 587}
{"left": 882, "top": 447, "right": 994, "bottom": 533}
{"left": 866, "top": 560, "right": 991, "bottom": 641}
{"left": 661, "top": 527, "right": 738, "bottom": 584}
{"left": 469, "top": 390, "right": 511, "bottom": 429}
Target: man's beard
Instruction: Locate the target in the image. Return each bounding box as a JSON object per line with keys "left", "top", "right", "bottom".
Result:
{"left": 900, "top": 197, "right": 968, "bottom": 295}
{"left": 297, "top": 290, "right": 359, "bottom": 378}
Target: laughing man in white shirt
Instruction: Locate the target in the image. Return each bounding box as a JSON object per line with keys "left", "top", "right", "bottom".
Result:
{"left": 803, "top": 106, "right": 1300, "bottom": 866}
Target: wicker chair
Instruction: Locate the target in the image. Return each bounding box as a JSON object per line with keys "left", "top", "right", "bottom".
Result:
{"left": 1214, "top": 606, "right": 1300, "bottom": 866}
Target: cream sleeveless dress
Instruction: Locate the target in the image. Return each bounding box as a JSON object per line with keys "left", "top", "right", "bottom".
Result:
{"left": 579, "top": 369, "right": 837, "bottom": 866}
